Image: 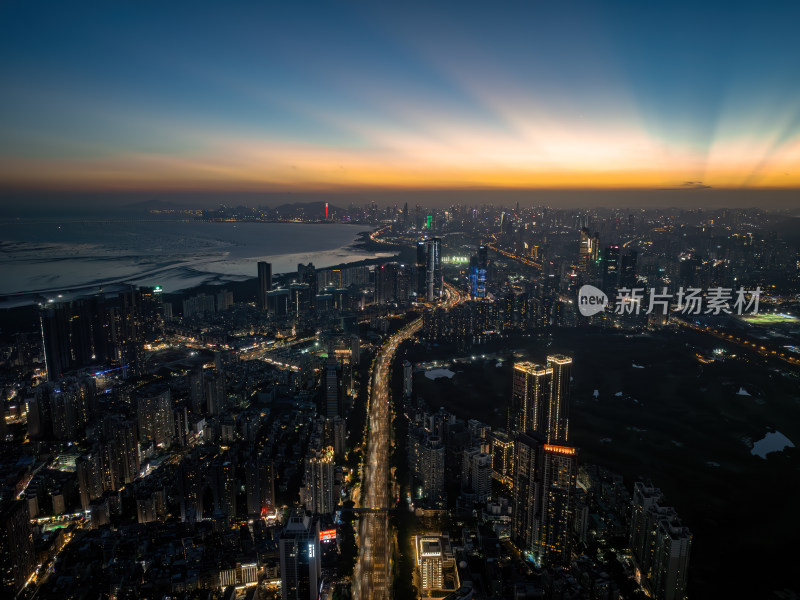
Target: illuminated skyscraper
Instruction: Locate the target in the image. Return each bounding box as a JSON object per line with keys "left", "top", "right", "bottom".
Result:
{"left": 303, "top": 446, "right": 335, "bottom": 515}
{"left": 425, "top": 237, "right": 442, "bottom": 301}
{"left": 538, "top": 444, "right": 578, "bottom": 565}
{"left": 546, "top": 354, "right": 572, "bottom": 443}
{"left": 279, "top": 513, "right": 321, "bottom": 600}
{"left": 508, "top": 362, "right": 551, "bottom": 437}
{"left": 510, "top": 355, "right": 577, "bottom": 567}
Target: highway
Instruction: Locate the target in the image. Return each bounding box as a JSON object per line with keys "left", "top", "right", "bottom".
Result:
{"left": 353, "top": 283, "right": 463, "bottom": 600}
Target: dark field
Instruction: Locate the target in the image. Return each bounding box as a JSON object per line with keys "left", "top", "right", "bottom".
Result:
{"left": 409, "top": 329, "right": 800, "bottom": 599}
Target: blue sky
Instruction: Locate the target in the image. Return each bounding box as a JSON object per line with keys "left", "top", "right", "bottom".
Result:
{"left": 1, "top": 0, "right": 799, "bottom": 204}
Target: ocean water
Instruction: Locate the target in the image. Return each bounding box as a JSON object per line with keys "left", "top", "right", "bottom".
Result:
{"left": 0, "top": 219, "right": 393, "bottom": 303}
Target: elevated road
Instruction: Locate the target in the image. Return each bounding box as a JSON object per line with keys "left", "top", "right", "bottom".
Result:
{"left": 354, "top": 283, "right": 462, "bottom": 599}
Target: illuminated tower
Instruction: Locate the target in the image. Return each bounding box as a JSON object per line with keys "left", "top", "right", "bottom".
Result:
{"left": 303, "top": 447, "right": 335, "bottom": 515}
{"left": 279, "top": 514, "right": 321, "bottom": 600}
{"left": 425, "top": 238, "right": 442, "bottom": 301}
{"left": 537, "top": 444, "right": 578, "bottom": 565}
{"left": 508, "top": 362, "right": 551, "bottom": 437}
{"left": 546, "top": 354, "right": 572, "bottom": 443}
{"left": 510, "top": 354, "right": 577, "bottom": 567}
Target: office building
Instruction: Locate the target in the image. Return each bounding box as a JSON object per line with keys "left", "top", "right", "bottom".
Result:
{"left": 279, "top": 514, "right": 321, "bottom": 600}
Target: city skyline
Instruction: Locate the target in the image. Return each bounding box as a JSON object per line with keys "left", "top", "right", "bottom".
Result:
{"left": 2, "top": 1, "right": 800, "bottom": 207}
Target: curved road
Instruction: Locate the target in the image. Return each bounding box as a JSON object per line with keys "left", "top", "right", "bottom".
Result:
{"left": 354, "top": 283, "right": 463, "bottom": 600}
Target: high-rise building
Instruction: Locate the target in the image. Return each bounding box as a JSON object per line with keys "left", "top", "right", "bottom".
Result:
{"left": 258, "top": 261, "right": 273, "bottom": 310}
{"left": 546, "top": 354, "right": 572, "bottom": 443}
{"left": 279, "top": 514, "right": 321, "bottom": 600}
{"left": 578, "top": 228, "right": 599, "bottom": 273}
{"left": 537, "top": 444, "right": 578, "bottom": 565}
{"left": 425, "top": 238, "right": 443, "bottom": 301}
{"left": 0, "top": 500, "right": 35, "bottom": 594}
{"left": 40, "top": 289, "right": 144, "bottom": 381}
{"left": 332, "top": 416, "right": 346, "bottom": 460}
{"left": 178, "top": 458, "right": 203, "bottom": 523}
{"left": 213, "top": 459, "right": 237, "bottom": 518}
{"left": 205, "top": 372, "right": 225, "bottom": 416}
{"left": 462, "top": 449, "right": 492, "bottom": 502}
{"left": 182, "top": 293, "right": 216, "bottom": 319}
{"left": 246, "top": 451, "right": 276, "bottom": 516}
{"left": 402, "top": 360, "right": 413, "bottom": 398}
{"left": 137, "top": 386, "right": 174, "bottom": 448}
{"left": 508, "top": 362, "right": 551, "bottom": 437}
{"left": 629, "top": 482, "right": 692, "bottom": 600}
{"left": 77, "top": 452, "right": 104, "bottom": 511}
{"left": 510, "top": 355, "right": 577, "bottom": 567}
{"left": 303, "top": 446, "right": 335, "bottom": 515}
{"left": 490, "top": 431, "right": 514, "bottom": 489}
{"left": 421, "top": 435, "right": 445, "bottom": 505}
{"left": 350, "top": 334, "right": 360, "bottom": 366}
{"left": 468, "top": 245, "right": 488, "bottom": 299}
{"left": 620, "top": 250, "right": 638, "bottom": 288}
{"left": 298, "top": 263, "right": 317, "bottom": 309}
{"left": 324, "top": 359, "right": 340, "bottom": 419}
{"left": 601, "top": 245, "right": 621, "bottom": 292}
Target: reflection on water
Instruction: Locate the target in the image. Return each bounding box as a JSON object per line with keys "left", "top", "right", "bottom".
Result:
{"left": 0, "top": 220, "right": 393, "bottom": 300}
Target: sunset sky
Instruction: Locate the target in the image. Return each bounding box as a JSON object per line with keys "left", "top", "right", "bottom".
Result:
{"left": 1, "top": 0, "right": 799, "bottom": 206}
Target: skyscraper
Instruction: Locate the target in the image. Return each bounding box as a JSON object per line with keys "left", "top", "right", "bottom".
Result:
{"left": 257, "top": 261, "right": 273, "bottom": 310}
{"left": 279, "top": 513, "right": 321, "bottom": 600}
{"left": 601, "top": 245, "right": 621, "bottom": 292}
{"left": 246, "top": 451, "right": 276, "bottom": 516}
{"left": 629, "top": 482, "right": 692, "bottom": 600}
{"left": 324, "top": 358, "right": 340, "bottom": 419}
{"left": 137, "top": 386, "right": 174, "bottom": 448}
{"left": 0, "top": 500, "right": 35, "bottom": 593}
{"left": 425, "top": 237, "right": 442, "bottom": 301}
{"left": 537, "top": 444, "right": 578, "bottom": 565}
{"left": 510, "top": 355, "right": 577, "bottom": 567}
{"left": 546, "top": 354, "right": 572, "bottom": 443}
{"left": 508, "top": 362, "right": 551, "bottom": 437}
{"left": 303, "top": 446, "right": 335, "bottom": 515}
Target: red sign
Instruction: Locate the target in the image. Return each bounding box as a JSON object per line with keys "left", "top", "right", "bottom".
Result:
{"left": 319, "top": 529, "right": 337, "bottom": 541}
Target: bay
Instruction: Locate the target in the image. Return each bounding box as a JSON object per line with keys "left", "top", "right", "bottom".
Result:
{"left": 0, "top": 219, "right": 393, "bottom": 302}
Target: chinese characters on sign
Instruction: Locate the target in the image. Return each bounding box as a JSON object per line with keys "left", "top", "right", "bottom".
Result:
{"left": 614, "top": 287, "right": 761, "bottom": 315}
